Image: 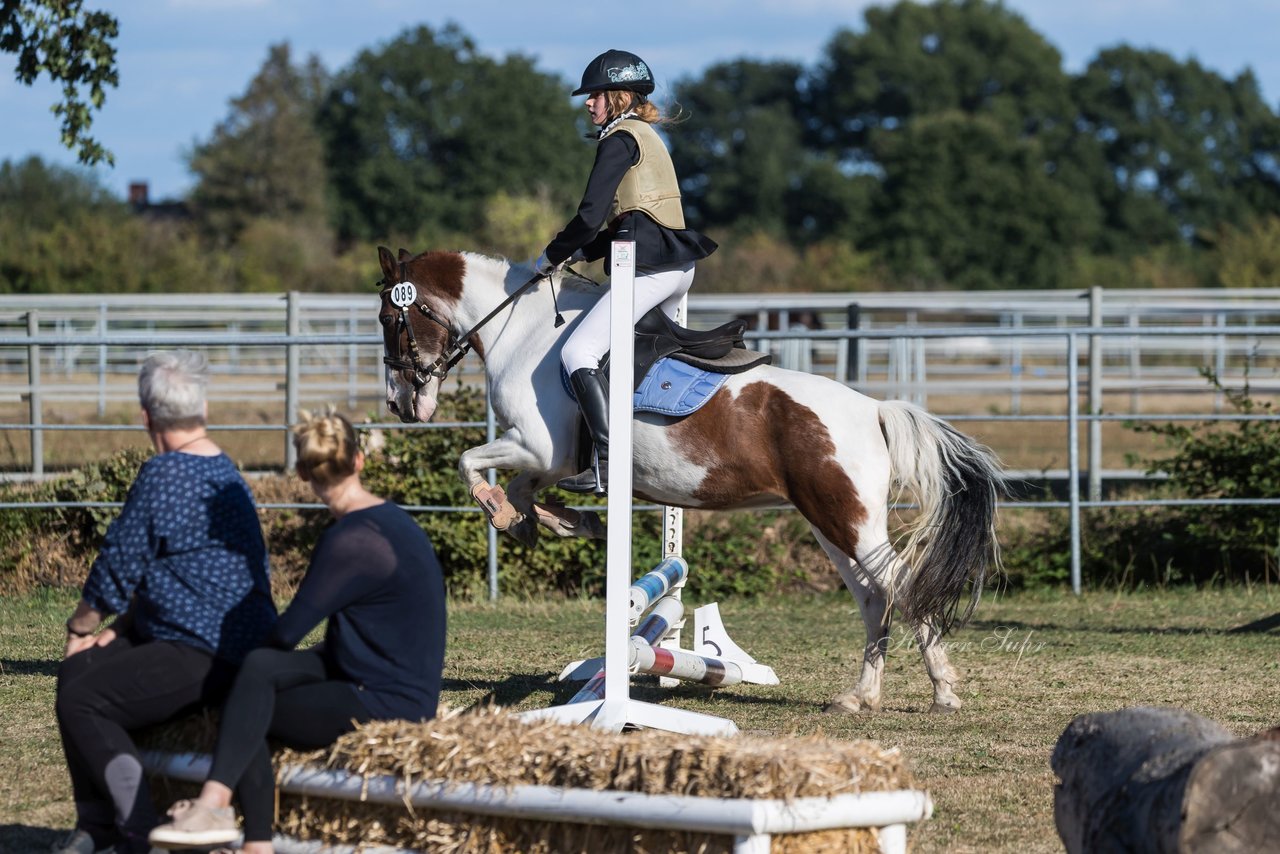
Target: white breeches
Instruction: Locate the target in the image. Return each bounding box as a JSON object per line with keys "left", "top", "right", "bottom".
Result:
{"left": 560, "top": 262, "right": 696, "bottom": 374}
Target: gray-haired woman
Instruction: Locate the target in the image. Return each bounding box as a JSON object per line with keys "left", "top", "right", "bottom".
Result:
{"left": 53, "top": 350, "right": 277, "bottom": 854}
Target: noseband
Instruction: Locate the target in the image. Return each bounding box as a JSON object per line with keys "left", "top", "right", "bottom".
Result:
{"left": 378, "top": 261, "right": 552, "bottom": 389}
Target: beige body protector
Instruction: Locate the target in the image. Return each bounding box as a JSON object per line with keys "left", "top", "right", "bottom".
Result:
{"left": 601, "top": 119, "right": 686, "bottom": 230}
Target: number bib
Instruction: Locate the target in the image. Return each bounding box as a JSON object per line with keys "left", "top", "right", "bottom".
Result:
{"left": 390, "top": 282, "right": 418, "bottom": 308}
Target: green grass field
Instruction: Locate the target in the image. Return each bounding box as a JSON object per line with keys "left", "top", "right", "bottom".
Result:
{"left": 2, "top": 586, "right": 1277, "bottom": 853}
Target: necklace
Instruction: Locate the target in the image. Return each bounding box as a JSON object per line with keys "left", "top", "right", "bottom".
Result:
{"left": 170, "top": 433, "right": 210, "bottom": 453}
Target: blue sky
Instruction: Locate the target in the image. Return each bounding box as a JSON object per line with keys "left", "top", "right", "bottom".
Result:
{"left": 3, "top": 0, "right": 1278, "bottom": 201}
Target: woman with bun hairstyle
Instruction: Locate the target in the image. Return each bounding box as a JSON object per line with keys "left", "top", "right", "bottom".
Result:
{"left": 149, "top": 411, "right": 447, "bottom": 853}
{"left": 533, "top": 48, "right": 717, "bottom": 494}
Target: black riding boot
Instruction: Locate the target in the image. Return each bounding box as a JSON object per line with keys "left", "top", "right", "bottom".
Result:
{"left": 557, "top": 367, "right": 610, "bottom": 494}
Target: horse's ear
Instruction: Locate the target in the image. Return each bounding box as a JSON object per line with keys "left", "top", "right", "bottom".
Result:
{"left": 397, "top": 248, "right": 412, "bottom": 261}
{"left": 377, "top": 246, "right": 397, "bottom": 283}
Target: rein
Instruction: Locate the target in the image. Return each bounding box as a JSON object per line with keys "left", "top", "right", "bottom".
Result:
{"left": 378, "top": 261, "right": 554, "bottom": 388}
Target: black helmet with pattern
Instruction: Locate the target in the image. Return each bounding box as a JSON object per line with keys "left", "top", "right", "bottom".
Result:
{"left": 571, "top": 49, "right": 655, "bottom": 96}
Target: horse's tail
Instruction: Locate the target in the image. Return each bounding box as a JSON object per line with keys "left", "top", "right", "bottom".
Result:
{"left": 877, "top": 400, "right": 1004, "bottom": 634}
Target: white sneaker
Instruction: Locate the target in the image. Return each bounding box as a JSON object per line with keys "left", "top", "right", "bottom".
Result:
{"left": 147, "top": 799, "right": 240, "bottom": 849}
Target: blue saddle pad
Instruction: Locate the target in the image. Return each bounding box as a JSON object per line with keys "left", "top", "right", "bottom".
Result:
{"left": 562, "top": 358, "right": 728, "bottom": 416}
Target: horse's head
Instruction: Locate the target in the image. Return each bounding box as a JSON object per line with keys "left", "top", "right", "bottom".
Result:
{"left": 376, "top": 245, "right": 465, "bottom": 423}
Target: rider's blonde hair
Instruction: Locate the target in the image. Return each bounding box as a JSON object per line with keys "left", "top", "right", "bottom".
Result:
{"left": 606, "top": 90, "right": 664, "bottom": 124}
{"left": 293, "top": 408, "right": 359, "bottom": 487}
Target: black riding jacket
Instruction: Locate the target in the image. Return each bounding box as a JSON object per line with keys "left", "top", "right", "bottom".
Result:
{"left": 545, "top": 131, "right": 717, "bottom": 272}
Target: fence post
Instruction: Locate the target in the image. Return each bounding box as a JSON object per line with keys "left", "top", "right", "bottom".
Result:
{"left": 914, "top": 336, "right": 926, "bottom": 407}
{"left": 1068, "top": 333, "right": 1082, "bottom": 596}
{"left": 1214, "top": 311, "right": 1227, "bottom": 413}
{"left": 486, "top": 388, "right": 499, "bottom": 601}
{"left": 347, "top": 306, "right": 359, "bottom": 411}
{"left": 1088, "top": 286, "right": 1103, "bottom": 503}
{"left": 27, "top": 311, "right": 42, "bottom": 478}
{"left": 98, "top": 302, "right": 107, "bottom": 418}
{"left": 1012, "top": 312, "right": 1025, "bottom": 415}
{"left": 841, "top": 303, "right": 859, "bottom": 382}
{"left": 285, "top": 292, "right": 300, "bottom": 472}
{"left": 1128, "top": 312, "right": 1141, "bottom": 413}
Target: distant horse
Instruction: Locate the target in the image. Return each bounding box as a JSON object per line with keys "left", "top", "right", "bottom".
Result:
{"left": 376, "top": 246, "right": 1003, "bottom": 714}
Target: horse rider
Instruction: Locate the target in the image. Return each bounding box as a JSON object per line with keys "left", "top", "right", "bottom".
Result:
{"left": 533, "top": 48, "right": 717, "bottom": 494}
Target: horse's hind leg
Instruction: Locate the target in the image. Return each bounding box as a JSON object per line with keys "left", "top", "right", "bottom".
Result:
{"left": 814, "top": 524, "right": 963, "bottom": 714}
{"left": 810, "top": 527, "right": 890, "bottom": 714}
{"left": 914, "top": 618, "right": 962, "bottom": 713}
{"left": 862, "top": 535, "right": 965, "bottom": 713}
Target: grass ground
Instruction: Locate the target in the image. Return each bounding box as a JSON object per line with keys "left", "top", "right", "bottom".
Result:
{"left": 2, "top": 586, "right": 1277, "bottom": 852}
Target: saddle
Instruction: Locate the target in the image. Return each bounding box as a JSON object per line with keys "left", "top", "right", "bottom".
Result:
{"left": 575, "top": 308, "right": 772, "bottom": 473}
{"left": 603, "top": 306, "right": 759, "bottom": 391}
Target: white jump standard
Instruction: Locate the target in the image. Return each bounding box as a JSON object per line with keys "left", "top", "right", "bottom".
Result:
{"left": 521, "top": 241, "right": 747, "bottom": 736}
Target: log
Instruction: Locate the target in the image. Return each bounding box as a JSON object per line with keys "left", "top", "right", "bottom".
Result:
{"left": 1051, "top": 706, "right": 1280, "bottom": 853}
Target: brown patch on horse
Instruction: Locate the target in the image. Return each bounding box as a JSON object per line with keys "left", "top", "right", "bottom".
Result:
{"left": 672, "top": 381, "right": 867, "bottom": 557}
{"left": 401, "top": 252, "right": 467, "bottom": 358}
{"left": 404, "top": 251, "right": 466, "bottom": 304}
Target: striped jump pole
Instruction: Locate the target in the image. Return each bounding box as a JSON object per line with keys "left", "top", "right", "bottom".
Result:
{"left": 630, "top": 641, "right": 744, "bottom": 687}
{"left": 558, "top": 557, "right": 779, "bottom": 690}
{"left": 629, "top": 556, "right": 689, "bottom": 624}
{"left": 569, "top": 594, "right": 686, "bottom": 705}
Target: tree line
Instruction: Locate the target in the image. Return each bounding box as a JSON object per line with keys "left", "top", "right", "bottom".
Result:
{"left": 4, "top": 0, "right": 1280, "bottom": 295}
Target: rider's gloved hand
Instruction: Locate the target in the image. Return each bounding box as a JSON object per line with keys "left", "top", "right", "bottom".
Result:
{"left": 566, "top": 248, "right": 587, "bottom": 265}
{"left": 531, "top": 251, "right": 560, "bottom": 276}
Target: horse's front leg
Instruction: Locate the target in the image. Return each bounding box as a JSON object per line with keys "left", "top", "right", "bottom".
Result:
{"left": 530, "top": 494, "right": 607, "bottom": 539}
{"left": 459, "top": 433, "right": 547, "bottom": 546}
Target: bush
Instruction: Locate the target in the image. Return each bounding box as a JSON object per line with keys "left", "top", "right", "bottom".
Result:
{"left": 1000, "top": 369, "right": 1280, "bottom": 588}
{"left": 0, "top": 448, "right": 321, "bottom": 597}
{"left": 0, "top": 447, "right": 150, "bottom": 589}
{"left": 1125, "top": 369, "right": 1280, "bottom": 582}
{"left": 0, "top": 389, "right": 842, "bottom": 600}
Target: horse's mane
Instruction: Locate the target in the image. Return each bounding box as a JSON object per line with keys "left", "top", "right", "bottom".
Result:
{"left": 461, "top": 251, "right": 603, "bottom": 296}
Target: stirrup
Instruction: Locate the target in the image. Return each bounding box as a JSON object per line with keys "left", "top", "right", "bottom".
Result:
{"left": 557, "top": 450, "right": 607, "bottom": 495}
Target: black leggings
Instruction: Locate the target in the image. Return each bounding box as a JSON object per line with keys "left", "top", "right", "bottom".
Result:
{"left": 208, "top": 647, "right": 372, "bottom": 842}
{"left": 56, "top": 634, "right": 232, "bottom": 849}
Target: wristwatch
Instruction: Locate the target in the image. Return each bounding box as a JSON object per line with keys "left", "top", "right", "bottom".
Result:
{"left": 65, "top": 619, "right": 92, "bottom": 638}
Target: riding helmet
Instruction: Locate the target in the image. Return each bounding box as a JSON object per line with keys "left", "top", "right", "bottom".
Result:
{"left": 572, "top": 49, "right": 655, "bottom": 96}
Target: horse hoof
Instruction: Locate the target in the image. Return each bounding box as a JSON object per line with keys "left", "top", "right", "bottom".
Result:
{"left": 506, "top": 516, "right": 540, "bottom": 548}
{"left": 929, "top": 702, "right": 961, "bottom": 714}
{"left": 578, "top": 510, "right": 606, "bottom": 539}
{"left": 823, "top": 696, "right": 878, "bottom": 715}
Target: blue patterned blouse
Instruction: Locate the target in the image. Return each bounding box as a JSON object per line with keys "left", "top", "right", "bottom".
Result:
{"left": 81, "top": 451, "right": 277, "bottom": 663}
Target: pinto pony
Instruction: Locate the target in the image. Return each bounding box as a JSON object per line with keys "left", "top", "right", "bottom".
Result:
{"left": 376, "top": 246, "right": 1003, "bottom": 713}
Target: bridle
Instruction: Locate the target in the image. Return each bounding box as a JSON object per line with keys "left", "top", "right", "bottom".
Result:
{"left": 377, "top": 260, "right": 554, "bottom": 389}
{"left": 378, "top": 263, "right": 459, "bottom": 389}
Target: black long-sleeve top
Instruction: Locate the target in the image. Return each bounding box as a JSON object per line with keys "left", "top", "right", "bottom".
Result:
{"left": 270, "top": 502, "right": 446, "bottom": 721}
{"left": 545, "top": 131, "right": 717, "bottom": 271}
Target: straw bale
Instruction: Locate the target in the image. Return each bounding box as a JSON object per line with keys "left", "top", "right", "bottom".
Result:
{"left": 143, "top": 705, "right": 913, "bottom": 853}
{"left": 305, "top": 705, "right": 911, "bottom": 800}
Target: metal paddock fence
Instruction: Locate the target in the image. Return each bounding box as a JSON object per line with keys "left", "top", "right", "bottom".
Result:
{"left": 1, "top": 287, "right": 1279, "bottom": 597}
